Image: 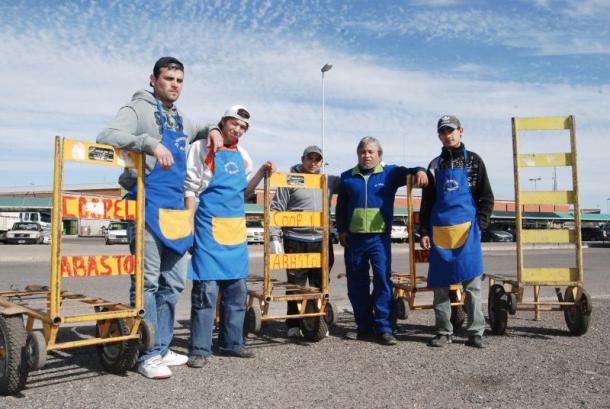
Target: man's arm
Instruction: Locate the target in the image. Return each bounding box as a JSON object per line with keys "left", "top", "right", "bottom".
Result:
{"left": 97, "top": 106, "right": 159, "bottom": 154}
{"left": 270, "top": 187, "right": 290, "bottom": 240}
{"left": 245, "top": 161, "right": 275, "bottom": 199}
{"left": 392, "top": 166, "right": 428, "bottom": 189}
{"left": 472, "top": 155, "right": 494, "bottom": 231}
{"left": 418, "top": 167, "right": 436, "bottom": 238}
{"left": 188, "top": 122, "right": 223, "bottom": 151}
{"left": 335, "top": 181, "right": 350, "bottom": 247}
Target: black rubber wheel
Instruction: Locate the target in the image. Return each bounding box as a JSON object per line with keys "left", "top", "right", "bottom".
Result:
{"left": 324, "top": 302, "right": 336, "bottom": 327}
{"left": 137, "top": 319, "right": 155, "bottom": 352}
{"left": 506, "top": 292, "right": 517, "bottom": 315}
{"left": 243, "top": 306, "right": 262, "bottom": 339}
{"left": 25, "top": 331, "right": 47, "bottom": 371}
{"left": 488, "top": 284, "right": 508, "bottom": 335}
{"left": 564, "top": 287, "right": 592, "bottom": 336}
{"left": 0, "top": 315, "right": 28, "bottom": 396}
{"left": 96, "top": 319, "right": 139, "bottom": 374}
{"left": 394, "top": 297, "right": 409, "bottom": 321}
{"left": 449, "top": 290, "right": 466, "bottom": 331}
{"left": 300, "top": 301, "right": 328, "bottom": 342}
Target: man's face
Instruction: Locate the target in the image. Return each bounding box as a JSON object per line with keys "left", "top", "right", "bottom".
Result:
{"left": 150, "top": 67, "right": 184, "bottom": 106}
{"left": 301, "top": 153, "right": 323, "bottom": 174}
{"left": 358, "top": 143, "right": 381, "bottom": 170}
{"left": 438, "top": 126, "right": 463, "bottom": 149}
{"left": 222, "top": 118, "right": 248, "bottom": 145}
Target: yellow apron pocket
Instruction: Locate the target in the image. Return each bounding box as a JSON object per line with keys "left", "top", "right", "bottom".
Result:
{"left": 158, "top": 208, "right": 193, "bottom": 240}
{"left": 212, "top": 217, "right": 246, "bottom": 245}
{"left": 433, "top": 221, "right": 471, "bottom": 249}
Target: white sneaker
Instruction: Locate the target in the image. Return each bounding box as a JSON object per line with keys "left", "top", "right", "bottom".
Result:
{"left": 161, "top": 350, "right": 188, "bottom": 367}
{"left": 287, "top": 327, "right": 302, "bottom": 338}
{"left": 138, "top": 356, "right": 172, "bottom": 379}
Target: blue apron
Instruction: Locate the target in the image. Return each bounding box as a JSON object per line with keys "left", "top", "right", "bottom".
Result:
{"left": 130, "top": 99, "right": 193, "bottom": 255}
{"left": 189, "top": 148, "right": 248, "bottom": 280}
{"left": 427, "top": 149, "right": 483, "bottom": 288}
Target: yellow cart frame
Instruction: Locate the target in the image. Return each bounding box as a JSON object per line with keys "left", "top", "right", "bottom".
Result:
{"left": 243, "top": 172, "right": 333, "bottom": 342}
{"left": 0, "top": 137, "right": 152, "bottom": 396}
{"left": 487, "top": 116, "right": 592, "bottom": 335}
{"left": 392, "top": 176, "right": 466, "bottom": 329}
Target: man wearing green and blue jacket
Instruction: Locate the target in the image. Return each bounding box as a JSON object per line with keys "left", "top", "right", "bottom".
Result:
{"left": 336, "top": 136, "right": 428, "bottom": 345}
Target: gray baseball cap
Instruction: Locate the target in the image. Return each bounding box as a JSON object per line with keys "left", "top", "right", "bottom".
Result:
{"left": 437, "top": 115, "right": 461, "bottom": 131}
{"left": 302, "top": 145, "right": 323, "bottom": 158}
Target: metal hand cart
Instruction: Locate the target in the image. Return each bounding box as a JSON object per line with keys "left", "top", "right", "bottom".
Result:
{"left": 487, "top": 116, "right": 592, "bottom": 335}
{"left": 243, "top": 172, "right": 334, "bottom": 342}
{"left": 0, "top": 137, "right": 153, "bottom": 395}
{"left": 392, "top": 175, "right": 466, "bottom": 329}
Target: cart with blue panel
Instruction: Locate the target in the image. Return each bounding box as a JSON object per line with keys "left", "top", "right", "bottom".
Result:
{"left": 0, "top": 137, "right": 153, "bottom": 395}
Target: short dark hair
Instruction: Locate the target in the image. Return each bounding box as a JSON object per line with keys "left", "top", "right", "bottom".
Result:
{"left": 152, "top": 56, "right": 184, "bottom": 78}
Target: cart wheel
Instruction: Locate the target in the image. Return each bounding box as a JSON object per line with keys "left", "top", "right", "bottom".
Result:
{"left": 449, "top": 290, "right": 466, "bottom": 331}
{"left": 488, "top": 284, "right": 508, "bottom": 335}
{"left": 506, "top": 292, "right": 517, "bottom": 315}
{"left": 0, "top": 315, "right": 28, "bottom": 396}
{"left": 243, "top": 307, "right": 262, "bottom": 339}
{"left": 300, "top": 301, "right": 328, "bottom": 342}
{"left": 25, "top": 331, "right": 47, "bottom": 371}
{"left": 137, "top": 319, "right": 155, "bottom": 352}
{"left": 324, "top": 302, "right": 336, "bottom": 327}
{"left": 96, "top": 319, "right": 139, "bottom": 374}
{"left": 563, "top": 287, "right": 592, "bottom": 336}
{"left": 394, "top": 297, "right": 409, "bottom": 321}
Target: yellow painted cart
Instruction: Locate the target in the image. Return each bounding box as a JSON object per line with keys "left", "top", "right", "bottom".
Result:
{"left": 392, "top": 176, "right": 466, "bottom": 329}
{"left": 487, "top": 116, "right": 592, "bottom": 335}
{"left": 0, "top": 137, "right": 153, "bottom": 395}
{"left": 243, "top": 172, "right": 333, "bottom": 342}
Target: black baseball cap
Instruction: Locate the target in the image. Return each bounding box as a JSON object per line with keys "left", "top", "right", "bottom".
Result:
{"left": 437, "top": 115, "right": 461, "bottom": 131}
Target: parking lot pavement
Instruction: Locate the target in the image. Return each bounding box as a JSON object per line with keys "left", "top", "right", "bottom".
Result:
{"left": 2, "top": 299, "right": 608, "bottom": 408}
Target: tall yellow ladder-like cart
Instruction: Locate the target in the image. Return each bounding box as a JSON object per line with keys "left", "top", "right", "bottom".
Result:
{"left": 487, "top": 116, "right": 592, "bottom": 335}
{"left": 243, "top": 172, "right": 333, "bottom": 342}
{"left": 0, "top": 137, "right": 153, "bottom": 396}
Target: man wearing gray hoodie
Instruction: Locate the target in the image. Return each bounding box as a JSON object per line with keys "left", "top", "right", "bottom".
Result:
{"left": 270, "top": 145, "right": 340, "bottom": 338}
{"left": 97, "top": 57, "right": 220, "bottom": 379}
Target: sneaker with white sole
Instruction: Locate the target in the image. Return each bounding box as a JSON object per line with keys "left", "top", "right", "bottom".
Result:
{"left": 161, "top": 350, "right": 188, "bottom": 366}
{"left": 287, "top": 327, "right": 302, "bottom": 338}
{"left": 138, "top": 356, "right": 172, "bottom": 379}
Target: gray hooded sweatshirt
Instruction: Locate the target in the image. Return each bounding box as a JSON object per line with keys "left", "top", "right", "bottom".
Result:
{"left": 270, "top": 164, "right": 340, "bottom": 242}
{"left": 97, "top": 89, "right": 209, "bottom": 190}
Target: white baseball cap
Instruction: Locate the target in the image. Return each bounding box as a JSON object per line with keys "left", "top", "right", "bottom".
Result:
{"left": 222, "top": 105, "right": 250, "bottom": 128}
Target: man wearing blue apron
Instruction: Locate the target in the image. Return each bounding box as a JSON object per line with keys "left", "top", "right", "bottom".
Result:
{"left": 97, "top": 57, "right": 222, "bottom": 379}
{"left": 336, "top": 137, "right": 428, "bottom": 345}
{"left": 184, "top": 106, "right": 273, "bottom": 368}
{"left": 419, "top": 115, "right": 494, "bottom": 348}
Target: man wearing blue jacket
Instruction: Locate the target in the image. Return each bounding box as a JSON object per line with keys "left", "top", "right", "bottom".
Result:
{"left": 336, "top": 137, "right": 428, "bottom": 345}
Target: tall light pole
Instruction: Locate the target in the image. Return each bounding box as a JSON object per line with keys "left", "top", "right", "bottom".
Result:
{"left": 606, "top": 198, "right": 610, "bottom": 215}
{"left": 321, "top": 63, "right": 333, "bottom": 173}
{"left": 529, "top": 177, "right": 541, "bottom": 191}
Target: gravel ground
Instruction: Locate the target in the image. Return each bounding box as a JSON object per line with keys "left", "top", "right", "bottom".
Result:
{"left": 2, "top": 298, "right": 608, "bottom": 409}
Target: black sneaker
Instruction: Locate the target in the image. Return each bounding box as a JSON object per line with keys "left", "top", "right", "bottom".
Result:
{"left": 428, "top": 334, "right": 453, "bottom": 347}
{"left": 377, "top": 332, "right": 397, "bottom": 346}
{"left": 219, "top": 348, "right": 255, "bottom": 358}
{"left": 187, "top": 355, "right": 209, "bottom": 368}
{"left": 465, "top": 335, "right": 485, "bottom": 349}
{"left": 343, "top": 330, "right": 375, "bottom": 341}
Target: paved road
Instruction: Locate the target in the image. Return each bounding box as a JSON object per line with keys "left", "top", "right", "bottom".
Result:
{"left": 1, "top": 240, "right": 608, "bottom": 407}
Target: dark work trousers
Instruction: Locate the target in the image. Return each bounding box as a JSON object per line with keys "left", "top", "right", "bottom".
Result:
{"left": 284, "top": 238, "right": 334, "bottom": 328}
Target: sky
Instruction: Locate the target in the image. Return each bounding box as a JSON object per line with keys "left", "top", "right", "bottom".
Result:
{"left": 0, "top": 0, "right": 609, "bottom": 210}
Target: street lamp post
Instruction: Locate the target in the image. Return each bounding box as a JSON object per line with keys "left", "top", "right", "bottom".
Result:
{"left": 529, "top": 177, "right": 541, "bottom": 191}
{"left": 321, "top": 63, "right": 333, "bottom": 173}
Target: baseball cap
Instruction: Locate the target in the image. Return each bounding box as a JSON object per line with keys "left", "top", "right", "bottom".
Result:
{"left": 302, "top": 145, "right": 323, "bottom": 158}
{"left": 222, "top": 105, "right": 250, "bottom": 128}
{"left": 437, "top": 115, "right": 461, "bottom": 131}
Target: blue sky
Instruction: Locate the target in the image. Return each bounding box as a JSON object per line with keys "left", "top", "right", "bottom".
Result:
{"left": 1, "top": 0, "right": 609, "bottom": 210}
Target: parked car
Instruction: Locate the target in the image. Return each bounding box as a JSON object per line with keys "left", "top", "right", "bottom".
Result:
{"left": 5, "top": 222, "right": 51, "bottom": 244}
{"left": 246, "top": 220, "right": 264, "bottom": 244}
{"left": 581, "top": 226, "right": 605, "bottom": 242}
{"left": 105, "top": 221, "right": 129, "bottom": 245}
{"left": 603, "top": 224, "right": 610, "bottom": 241}
{"left": 481, "top": 229, "right": 514, "bottom": 242}
{"left": 391, "top": 219, "right": 408, "bottom": 242}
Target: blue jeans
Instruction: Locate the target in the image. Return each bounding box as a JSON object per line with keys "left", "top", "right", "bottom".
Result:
{"left": 128, "top": 223, "right": 188, "bottom": 361}
{"left": 344, "top": 233, "right": 393, "bottom": 335}
{"left": 190, "top": 279, "right": 247, "bottom": 356}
